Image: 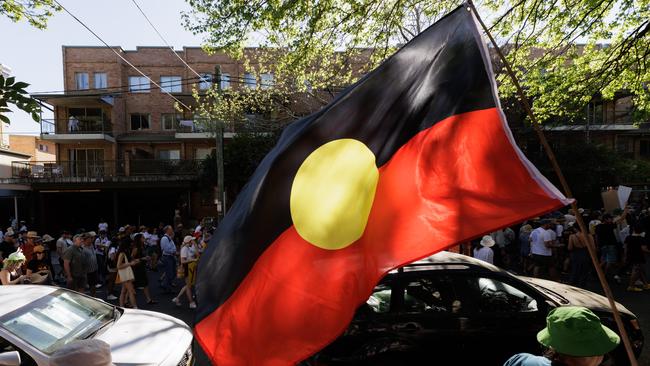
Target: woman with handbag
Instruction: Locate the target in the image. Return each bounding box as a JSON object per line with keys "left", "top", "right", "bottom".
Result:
{"left": 116, "top": 239, "right": 138, "bottom": 309}
{"left": 172, "top": 236, "right": 198, "bottom": 309}
{"left": 131, "top": 233, "right": 157, "bottom": 304}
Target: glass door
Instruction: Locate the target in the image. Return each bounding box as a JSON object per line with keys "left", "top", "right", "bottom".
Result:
{"left": 69, "top": 149, "right": 104, "bottom": 177}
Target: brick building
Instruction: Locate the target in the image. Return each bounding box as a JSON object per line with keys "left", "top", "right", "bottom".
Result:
{"left": 8, "top": 135, "right": 56, "bottom": 162}
{"left": 8, "top": 46, "right": 307, "bottom": 232}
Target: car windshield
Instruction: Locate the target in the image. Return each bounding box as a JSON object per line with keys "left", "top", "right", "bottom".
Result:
{"left": 0, "top": 289, "right": 116, "bottom": 354}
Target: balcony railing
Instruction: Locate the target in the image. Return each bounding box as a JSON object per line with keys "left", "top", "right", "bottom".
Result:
{"left": 41, "top": 118, "right": 113, "bottom": 135}
{"left": 11, "top": 159, "right": 202, "bottom": 180}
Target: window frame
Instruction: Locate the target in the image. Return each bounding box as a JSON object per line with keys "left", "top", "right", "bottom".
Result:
{"left": 128, "top": 76, "right": 150, "bottom": 93}
{"left": 243, "top": 73, "right": 257, "bottom": 89}
{"left": 129, "top": 113, "right": 151, "bottom": 131}
{"left": 198, "top": 73, "right": 212, "bottom": 90}
{"left": 160, "top": 75, "right": 182, "bottom": 93}
{"left": 74, "top": 72, "right": 89, "bottom": 90}
{"left": 260, "top": 73, "right": 274, "bottom": 90}
{"left": 161, "top": 113, "right": 182, "bottom": 131}
{"left": 93, "top": 72, "right": 108, "bottom": 89}
{"left": 220, "top": 73, "right": 231, "bottom": 90}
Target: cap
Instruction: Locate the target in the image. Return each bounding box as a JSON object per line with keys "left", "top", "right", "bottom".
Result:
{"left": 183, "top": 235, "right": 195, "bottom": 244}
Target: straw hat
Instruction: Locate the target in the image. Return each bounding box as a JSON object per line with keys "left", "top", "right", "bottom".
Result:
{"left": 26, "top": 231, "right": 40, "bottom": 239}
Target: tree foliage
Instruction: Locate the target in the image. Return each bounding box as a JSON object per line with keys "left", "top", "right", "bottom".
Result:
{"left": 1, "top": 0, "right": 59, "bottom": 29}
{"left": 0, "top": 75, "right": 40, "bottom": 123}
{"left": 183, "top": 0, "right": 649, "bottom": 124}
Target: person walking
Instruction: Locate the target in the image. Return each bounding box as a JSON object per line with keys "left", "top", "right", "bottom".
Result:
{"left": 63, "top": 234, "right": 89, "bottom": 292}
{"left": 503, "top": 306, "right": 619, "bottom": 366}
{"left": 568, "top": 224, "right": 591, "bottom": 288}
{"left": 473, "top": 235, "right": 495, "bottom": 264}
{"left": 94, "top": 230, "right": 110, "bottom": 286}
{"left": 519, "top": 224, "right": 533, "bottom": 275}
{"left": 131, "top": 233, "right": 157, "bottom": 304}
{"left": 530, "top": 220, "right": 559, "bottom": 281}
{"left": 105, "top": 239, "right": 119, "bottom": 301}
{"left": 159, "top": 225, "right": 177, "bottom": 293}
{"left": 116, "top": 239, "right": 138, "bottom": 308}
{"left": 82, "top": 232, "right": 99, "bottom": 297}
{"left": 173, "top": 235, "right": 199, "bottom": 309}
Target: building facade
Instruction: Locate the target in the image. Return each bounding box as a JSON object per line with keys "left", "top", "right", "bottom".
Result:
{"left": 8, "top": 46, "right": 289, "bottom": 232}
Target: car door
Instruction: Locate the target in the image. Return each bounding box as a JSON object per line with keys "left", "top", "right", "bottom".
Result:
{"left": 453, "top": 274, "right": 549, "bottom": 364}
{"left": 379, "top": 272, "right": 470, "bottom": 363}
{"left": 0, "top": 334, "right": 39, "bottom": 366}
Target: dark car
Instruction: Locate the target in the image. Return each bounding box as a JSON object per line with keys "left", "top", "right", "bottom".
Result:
{"left": 309, "top": 252, "right": 643, "bottom": 365}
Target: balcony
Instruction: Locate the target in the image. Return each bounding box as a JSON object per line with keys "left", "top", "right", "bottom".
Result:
{"left": 174, "top": 117, "right": 277, "bottom": 139}
{"left": 40, "top": 118, "right": 116, "bottom": 142}
{"left": 9, "top": 159, "right": 202, "bottom": 183}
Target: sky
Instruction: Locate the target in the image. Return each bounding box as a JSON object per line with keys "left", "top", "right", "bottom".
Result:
{"left": 0, "top": 0, "right": 204, "bottom": 136}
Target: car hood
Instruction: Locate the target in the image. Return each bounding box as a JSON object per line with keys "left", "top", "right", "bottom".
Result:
{"left": 97, "top": 309, "right": 193, "bottom": 366}
{"left": 520, "top": 276, "right": 635, "bottom": 317}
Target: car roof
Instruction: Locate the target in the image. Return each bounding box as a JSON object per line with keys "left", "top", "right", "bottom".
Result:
{"left": 0, "top": 285, "right": 57, "bottom": 318}
{"left": 399, "top": 251, "right": 504, "bottom": 273}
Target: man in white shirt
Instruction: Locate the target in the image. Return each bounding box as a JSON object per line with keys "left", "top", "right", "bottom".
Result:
{"left": 159, "top": 225, "right": 177, "bottom": 293}
{"left": 530, "top": 220, "right": 559, "bottom": 280}
{"left": 98, "top": 219, "right": 108, "bottom": 232}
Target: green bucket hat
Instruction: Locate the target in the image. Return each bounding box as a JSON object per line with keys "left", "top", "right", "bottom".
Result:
{"left": 537, "top": 306, "right": 620, "bottom": 357}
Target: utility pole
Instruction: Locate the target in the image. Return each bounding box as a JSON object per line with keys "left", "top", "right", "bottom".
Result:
{"left": 214, "top": 65, "right": 226, "bottom": 222}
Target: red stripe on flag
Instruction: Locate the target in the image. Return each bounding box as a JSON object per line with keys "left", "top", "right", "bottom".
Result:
{"left": 195, "top": 108, "right": 566, "bottom": 365}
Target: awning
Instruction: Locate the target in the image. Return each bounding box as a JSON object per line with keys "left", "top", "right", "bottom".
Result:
{"left": 32, "top": 93, "right": 119, "bottom": 107}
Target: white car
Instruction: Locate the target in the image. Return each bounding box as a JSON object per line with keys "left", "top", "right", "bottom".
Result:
{"left": 0, "top": 286, "right": 194, "bottom": 366}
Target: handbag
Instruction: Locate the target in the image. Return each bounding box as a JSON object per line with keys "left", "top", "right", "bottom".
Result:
{"left": 116, "top": 252, "right": 135, "bottom": 284}
{"left": 177, "top": 263, "right": 186, "bottom": 279}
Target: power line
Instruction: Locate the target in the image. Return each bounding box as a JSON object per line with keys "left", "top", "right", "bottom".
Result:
{"left": 32, "top": 76, "right": 203, "bottom": 95}
{"left": 130, "top": 0, "right": 204, "bottom": 81}
{"left": 51, "top": 0, "right": 191, "bottom": 110}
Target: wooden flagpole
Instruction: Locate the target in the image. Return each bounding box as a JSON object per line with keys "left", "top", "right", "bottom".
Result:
{"left": 466, "top": 1, "right": 638, "bottom": 364}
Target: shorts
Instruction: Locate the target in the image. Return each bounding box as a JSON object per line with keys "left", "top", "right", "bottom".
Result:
{"left": 186, "top": 261, "right": 198, "bottom": 286}
{"left": 70, "top": 276, "right": 87, "bottom": 290}
{"left": 532, "top": 254, "right": 553, "bottom": 267}
{"left": 601, "top": 245, "right": 617, "bottom": 264}
{"left": 87, "top": 271, "right": 98, "bottom": 287}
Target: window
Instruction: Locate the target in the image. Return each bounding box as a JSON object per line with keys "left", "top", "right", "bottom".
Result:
{"left": 195, "top": 148, "right": 215, "bottom": 160}
{"left": 476, "top": 277, "right": 538, "bottom": 313}
{"left": 161, "top": 113, "right": 182, "bottom": 130}
{"left": 365, "top": 284, "right": 392, "bottom": 314}
{"left": 220, "top": 73, "right": 230, "bottom": 89}
{"left": 260, "top": 73, "right": 274, "bottom": 90}
{"left": 74, "top": 72, "right": 89, "bottom": 90}
{"left": 38, "top": 144, "right": 48, "bottom": 152}
{"left": 158, "top": 149, "right": 180, "bottom": 160}
{"left": 199, "top": 73, "right": 212, "bottom": 90}
{"left": 401, "top": 276, "right": 461, "bottom": 314}
{"left": 94, "top": 73, "right": 107, "bottom": 89}
{"left": 160, "top": 76, "right": 182, "bottom": 93}
{"left": 129, "top": 76, "right": 150, "bottom": 92}
{"left": 243, "top": 73, "right": 257, "bottom": 89}
{"left": 130, "top": 114, "right": 150, "bottom": 130}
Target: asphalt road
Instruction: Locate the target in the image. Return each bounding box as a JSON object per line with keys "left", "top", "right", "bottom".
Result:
{"left": 95, "top": 262, "right": 650, "bottom": 366}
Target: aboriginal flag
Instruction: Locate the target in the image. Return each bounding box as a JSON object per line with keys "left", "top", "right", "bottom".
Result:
{"left": 195, "top": 5, "right": 570, "bottom": 365}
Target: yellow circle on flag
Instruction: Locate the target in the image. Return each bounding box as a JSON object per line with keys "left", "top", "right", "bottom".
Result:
{"left": 290, "top": 139, "right": 379, "bottom": 250}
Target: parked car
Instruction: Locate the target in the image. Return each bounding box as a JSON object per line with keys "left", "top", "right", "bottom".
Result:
{"left": 311, "top": 252, "right": 643, "bottom": 365}
{"left": 0, "top": 286, "right": 193, "bottom": 366}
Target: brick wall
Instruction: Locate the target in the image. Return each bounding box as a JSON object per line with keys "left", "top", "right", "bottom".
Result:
{"left": 8, "top": 136, "right": 56, "bottom": 162}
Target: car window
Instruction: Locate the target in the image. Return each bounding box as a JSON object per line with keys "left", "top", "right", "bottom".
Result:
{"left": 477, "top": 277, "right": 538, "bottom": 313}
{"left": 366, "top": 284, "right": 392, "bottom": 314}
{"left": 0, "top": 336, "right": 37, "bottom": 366}
{"left": 0, "top": 289, "right": 115, "bottom": 354}
{"left": 400, "top": 276, "right": 463, "bottom": 314}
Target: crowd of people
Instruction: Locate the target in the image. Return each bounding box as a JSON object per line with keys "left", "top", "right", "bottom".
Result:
{"left": 466, "top": 205, "right": 650, "bottom": 292}
{"left": 0, "top": 217, "right": 214, "bottom": 309}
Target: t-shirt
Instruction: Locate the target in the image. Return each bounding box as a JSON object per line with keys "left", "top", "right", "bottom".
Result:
{"left": 98, "top": 222, "right": 108, "bottom": 232}
{"left": 530, "top": 227, "right": 552, "bottom": 256}
{"left": 161, "top": 235, "right": 176, "bottom": 256}
{"left": 56, "top": 237, "right": 72, "bottom": 255}
{"left": 62, "top": 245, "right": 89, "bottom": 277}
{"left": 180, "top": 244, "right": 198, "bottom": 262}
{"left": 596, "top": 223, "right": 618, "bottom": 247}
{"left": 83, "top": 246, "right": 98, "bottom": 273}
{"left": 503, "top": 353, "right": 551, "bottom": 366}
{"left": 473, "top": 246, "right": 493, "bottom": 264}
{"left": 94, "top": 237, "right": 111, "bottom": 255}
{"left": 625, "top": 234, "right": 647, "bottom": 264}
{"left": 27, "top": 258, "right": 51, "bottom": 273}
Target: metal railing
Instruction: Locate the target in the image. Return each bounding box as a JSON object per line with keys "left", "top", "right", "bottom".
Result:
{"left": 40, "top": 118, "right": 113, "bottom": 135}
{"left": 11, "top": 159, "right": 202, "bottom": 180}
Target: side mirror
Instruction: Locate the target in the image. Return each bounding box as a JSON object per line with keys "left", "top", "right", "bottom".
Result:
{"left": 0, "top": 351, "right": 20, "bottom": 366}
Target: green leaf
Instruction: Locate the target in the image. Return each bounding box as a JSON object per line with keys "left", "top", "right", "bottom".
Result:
{"left": 0, "top": 114, "right": 9, "bottom": 123}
